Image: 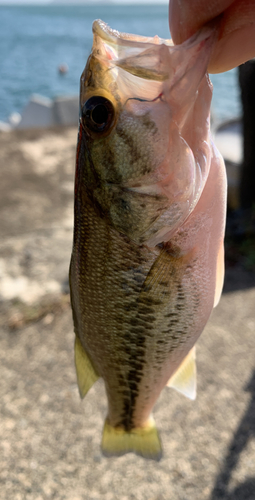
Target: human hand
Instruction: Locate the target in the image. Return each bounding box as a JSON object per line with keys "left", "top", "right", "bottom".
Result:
{"left": 169, "top": 0, "right": 255, "bottom": 73}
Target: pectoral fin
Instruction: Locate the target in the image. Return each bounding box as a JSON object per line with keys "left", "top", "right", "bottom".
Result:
{"left": 101, "top": 417, "right": 162, "bottom": 461}
{"left": 214, "top": 241, "right": 225, "bottom": 307}
{"left": 167, "top": 346, "right": 196, "bottom": 400}
{"left": 75, "top": 336, "right": 99, "bottom": 399}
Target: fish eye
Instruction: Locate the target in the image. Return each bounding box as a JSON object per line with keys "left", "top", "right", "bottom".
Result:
{"left": 81, "top": 96, "right": 115, "bottom": 134}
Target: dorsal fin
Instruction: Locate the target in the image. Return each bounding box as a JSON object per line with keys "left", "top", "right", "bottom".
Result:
{"left": 75, "top": 336, "right": 99, "bottom": 399}
{"left": 167, "top": 346, "right": 196, "bottom": 400}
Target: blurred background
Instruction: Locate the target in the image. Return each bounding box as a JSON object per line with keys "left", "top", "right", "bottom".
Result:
{"left": 0, "top": 1, "right": 241, "bottom": 125}
{"left": 0, "top": 1, "right": 254, "bottom": 500}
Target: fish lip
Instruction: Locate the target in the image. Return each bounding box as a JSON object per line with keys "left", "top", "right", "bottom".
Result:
{"left": 92, "top": 18, "right": 217, "bottom": 51}
{"left": 93, "top": 19, "right": 173, "bottom": 48}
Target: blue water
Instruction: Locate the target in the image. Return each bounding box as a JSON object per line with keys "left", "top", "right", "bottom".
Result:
{"left": 0, "top": 4, "right": 241, "bottom": 123}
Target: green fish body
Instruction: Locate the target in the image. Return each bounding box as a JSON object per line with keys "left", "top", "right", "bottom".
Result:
{"left": 69, "top": 20, "right": 227, "bottom": 460}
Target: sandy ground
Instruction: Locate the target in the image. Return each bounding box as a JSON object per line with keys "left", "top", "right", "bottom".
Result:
{"left": 0, "top": 127, "right": 255, "bottom": 500}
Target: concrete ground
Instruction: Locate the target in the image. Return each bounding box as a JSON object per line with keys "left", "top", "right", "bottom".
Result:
{"left": 0, "top": 127, "right": 255, "bottom": 500}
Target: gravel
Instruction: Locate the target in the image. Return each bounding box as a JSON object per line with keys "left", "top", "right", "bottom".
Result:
{"left": 0, "top": 127, "right": 255, "bottom": 500}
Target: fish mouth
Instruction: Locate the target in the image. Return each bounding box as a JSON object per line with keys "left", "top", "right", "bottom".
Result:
{"left": 81, "top": 20, "right": 174, "bottom": 117}
{"left": 92, "top": 19, "right": 216, "bottom": 84}
{"left": 92, "top": 19, "right": 174, "bottom": 82}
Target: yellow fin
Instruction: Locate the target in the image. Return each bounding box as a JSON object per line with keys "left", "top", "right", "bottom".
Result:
{"left": 214, "top": 241, "right": 225, "bottom": 307}
{"left": 167, "top": 347, "right": 196, "bottom": 400}
{"left": 74, "top": 336, "right": 99, "bottom": 399}
{"left": 101, "top": 417, "right": 162, "bottom": 461}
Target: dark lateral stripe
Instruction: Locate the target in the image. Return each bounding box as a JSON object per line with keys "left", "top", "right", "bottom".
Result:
{"left": 117, "top": 293, "right": 158, "bottom": 430}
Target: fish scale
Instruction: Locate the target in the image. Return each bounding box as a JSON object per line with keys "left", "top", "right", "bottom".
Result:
{"left": 69, "top": 20, "right": 227, "bottom": 460}
{"left": 71, "top": 190, "right": 200, "bottom": 426}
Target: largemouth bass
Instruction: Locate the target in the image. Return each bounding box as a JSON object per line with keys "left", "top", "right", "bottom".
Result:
{"left": 69, "top": 20, "right": 227, "bottom": 460}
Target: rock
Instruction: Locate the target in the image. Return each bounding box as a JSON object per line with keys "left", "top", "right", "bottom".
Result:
{"left": 17, "top": 94, "right": 54, "bottom": 129}
{"left": 8, "top": 112, "right": 21, "bottom": 127}
{"left": 14, "top": 94, "right": 79, "bottom": 129}
{"left": 52, "top": 96, "right": 79, "bottom": 127}
{"left": 0, "top": 121, "right": 11, "bottom": 132}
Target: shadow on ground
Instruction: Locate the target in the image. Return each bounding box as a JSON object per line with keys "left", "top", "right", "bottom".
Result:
{"left": 211, "top": 370, "right": 255, "bottom": 499}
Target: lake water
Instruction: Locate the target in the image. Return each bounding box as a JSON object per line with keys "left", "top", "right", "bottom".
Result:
{"left": 0, "top": 4, "right": 241, "bottom": 124}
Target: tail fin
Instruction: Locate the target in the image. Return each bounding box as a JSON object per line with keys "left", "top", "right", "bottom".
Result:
{"left": 101, "top": 417, "right": 162, "bottom": 461}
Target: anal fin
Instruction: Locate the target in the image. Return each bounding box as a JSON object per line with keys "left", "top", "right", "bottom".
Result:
{"left": 167, "top": 346, "right": 196, "bottom": 400}
{"left": 75, "top": 336, "right": 99, "bottom": 399}
{"left": 101, "top": 417, "right": 162, "bottom": 461}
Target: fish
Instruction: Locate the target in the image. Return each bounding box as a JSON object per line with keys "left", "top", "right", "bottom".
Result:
{"left": 69, "top": 19, "right": 227, "bottom": 461}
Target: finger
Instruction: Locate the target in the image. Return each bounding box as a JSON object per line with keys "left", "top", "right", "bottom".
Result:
{"left": 169, "top": 0, "right": 255, "bottom": 73}
{"left": 169, "top": 0, "right": 234, "bottom": 44}
{"left": 209, "top": 0, "right": 255, "bottom": 72}
{"left": 209, "top": 24, "right": 255, "bottom": 73}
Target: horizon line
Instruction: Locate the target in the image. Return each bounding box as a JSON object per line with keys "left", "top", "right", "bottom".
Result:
{"left": 0, "top": 1, "right": 169, "bottom": 5}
